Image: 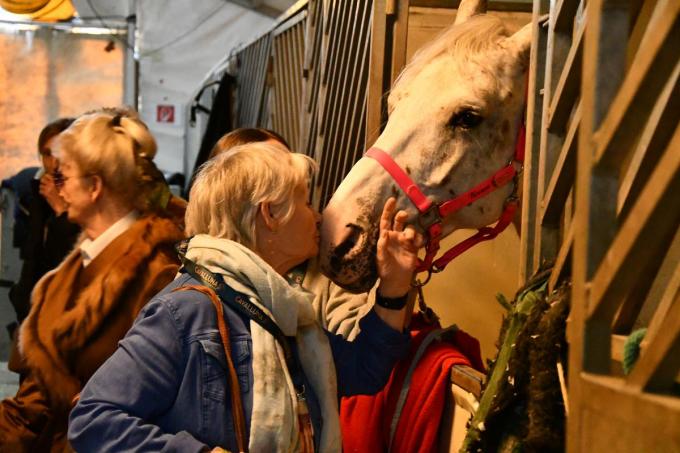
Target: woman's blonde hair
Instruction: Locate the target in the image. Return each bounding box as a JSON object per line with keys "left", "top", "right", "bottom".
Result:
{"left": 56, "top": 112, "right": 164, "bottom": 213}
{"left": 186, "top": 141, "right": 317, "bottom": 249}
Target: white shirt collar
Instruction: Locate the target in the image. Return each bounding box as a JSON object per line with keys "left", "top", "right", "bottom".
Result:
{"left": 80, "top": 211, "right": 139, "bottom": 267}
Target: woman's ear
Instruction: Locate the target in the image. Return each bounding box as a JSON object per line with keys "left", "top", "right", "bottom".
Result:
{"left": 258, "top": 201, "right": 279, "bottom": 232}
{"left": 89, "top": 175, "right": 104, "bottom": 202}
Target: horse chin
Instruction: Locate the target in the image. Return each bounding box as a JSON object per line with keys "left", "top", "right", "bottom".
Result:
{"left": 331, "top": 271, "right": 378, "bottom": 294}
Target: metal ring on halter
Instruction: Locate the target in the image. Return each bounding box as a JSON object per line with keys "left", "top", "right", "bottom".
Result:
{"left": 513, "top": 160, "right": 524, "bottom": 175}
{"left": 417, "top": 205, "right": 442, "bottom": 231}
{"left": 432, "top": 263, "right": 445, "bottom": 273}
{"left": 412, "top": 269, "right": 432, "bottom": 287}
{"left": 505, "top": 193, "right": 519, "bottom": 203}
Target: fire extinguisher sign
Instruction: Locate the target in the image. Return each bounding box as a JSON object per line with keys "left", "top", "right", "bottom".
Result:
{"left": 156, "top": 105, "right": 175, "bottom": 123}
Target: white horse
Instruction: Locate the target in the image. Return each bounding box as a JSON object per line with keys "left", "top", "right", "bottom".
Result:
{"left": 319, "top": 0, "right": 532, "bottom": 292}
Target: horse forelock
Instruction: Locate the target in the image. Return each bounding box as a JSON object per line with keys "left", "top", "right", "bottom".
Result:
{"left": 389, "top": 15, "right": 509, "bottom": 110}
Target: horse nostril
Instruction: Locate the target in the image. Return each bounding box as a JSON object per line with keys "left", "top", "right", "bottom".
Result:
{"left": 330, "top": 224, "right": 364, "bottom": 269}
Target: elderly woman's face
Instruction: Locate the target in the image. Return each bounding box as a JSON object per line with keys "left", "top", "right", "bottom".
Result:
{"left": 273, "top": 183, "right": 322, "bottom": 268}
{"left": 57, "top": 156, "right": 96, "bottom": 226}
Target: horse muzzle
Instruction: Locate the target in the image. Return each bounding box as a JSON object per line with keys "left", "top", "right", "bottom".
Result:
{"left": 319, "top": 217, "right": 379, "bottom": 294}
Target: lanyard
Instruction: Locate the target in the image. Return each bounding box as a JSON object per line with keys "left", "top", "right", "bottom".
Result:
{"left": 179, "top": 257, "right": 306, "bottom": 395}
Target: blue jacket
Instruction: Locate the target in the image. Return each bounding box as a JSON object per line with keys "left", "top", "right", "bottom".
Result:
{"left": 68, "top": 273, "right": 410, "bottom": 452}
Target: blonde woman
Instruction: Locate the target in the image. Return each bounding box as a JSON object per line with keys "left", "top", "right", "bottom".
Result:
{"left": 207, "top": 128, "right": 373, "bottom": 340}
{"left": 69, "top": 141, "right": 421, "bottom": 452}
{"left": 0, "top": 112, "right": 185, "bottom": 452}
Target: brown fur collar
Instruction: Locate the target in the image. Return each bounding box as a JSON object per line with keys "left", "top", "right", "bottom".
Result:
{"left": 19, "top": 215, "right": 184, "bottom": 409}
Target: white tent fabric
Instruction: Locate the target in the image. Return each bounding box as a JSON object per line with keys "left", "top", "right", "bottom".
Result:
{"left": 136, "top": 1, "right": 276, "bottom": 174}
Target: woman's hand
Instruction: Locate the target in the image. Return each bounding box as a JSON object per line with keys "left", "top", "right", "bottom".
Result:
{"left": 39, "top": 173, "right": 68, "bottom": 215}
{"left": 376, "top": 197, "right": 424, "bottom": 298}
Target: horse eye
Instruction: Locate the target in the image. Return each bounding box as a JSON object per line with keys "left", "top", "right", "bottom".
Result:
{"left": 449, "top": 109, "right": 483, "bottom": 130}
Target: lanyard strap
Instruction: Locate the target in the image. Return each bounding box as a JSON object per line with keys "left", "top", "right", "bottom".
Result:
{"left": 180, "top": 257, "right": 305, "bottom": 393}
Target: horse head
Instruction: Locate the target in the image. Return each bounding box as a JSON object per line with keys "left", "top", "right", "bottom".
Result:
{"left": 319, "top": 1, "right": 532, "bottom": 293}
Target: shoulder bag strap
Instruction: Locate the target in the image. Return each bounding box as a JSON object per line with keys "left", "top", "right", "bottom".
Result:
{"left": 173, "top": 285, "right": 248, "bottom": 453}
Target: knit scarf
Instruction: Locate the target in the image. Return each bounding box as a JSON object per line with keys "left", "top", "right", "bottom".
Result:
{"left": 185, "top": 235, "right": 341, "bottom": 453}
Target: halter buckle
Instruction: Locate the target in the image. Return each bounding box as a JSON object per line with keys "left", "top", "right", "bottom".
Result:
{"left": 418, "top": 205, "right": 442, "bottom": 231}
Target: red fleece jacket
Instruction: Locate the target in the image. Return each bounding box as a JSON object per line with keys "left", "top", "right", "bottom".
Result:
{"left": 340, "top": 315, "right": 484, "bottom": 453}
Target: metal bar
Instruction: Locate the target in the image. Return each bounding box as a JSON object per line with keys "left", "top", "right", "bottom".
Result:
{"left": 541, "top": 101, "right": 581, "bottom": 226}
{"left": 329, "top": 1, "right": 365, "bottom": 192}
{"left": 338, "top": 0, "right": 373, "bottom": 187}
{"left": 366, "top": 0, "right": 388, "bottom": 146}
{"left": 327, "top": 1, "right": 358, "bottom": 200}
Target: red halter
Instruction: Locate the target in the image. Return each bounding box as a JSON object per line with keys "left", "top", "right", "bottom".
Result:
{"left": 366, "top": 116, "right": 525, "bottom": 281}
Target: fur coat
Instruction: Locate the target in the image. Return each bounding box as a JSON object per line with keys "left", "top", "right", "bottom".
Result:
{"left": 0, "top": 214, "right": 184, "bottom": 452}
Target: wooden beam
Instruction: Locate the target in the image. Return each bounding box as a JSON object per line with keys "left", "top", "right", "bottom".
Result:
{"left": 390, "top": 0, "right": 410, "bottom": 84}
{"left": 547, "top": 19, "right": 584, "bottom": 133}
{"left": 570, "top": 0, "right": 633, "bottom": 447}
{"left": 548, "top": 221, "right": 573, "bottom": 292}
{"left": 626, "top": 0, "right": 659, "bottom": 67}
{"left": 618, "top": 60, "right": 679, "bottom": 216}
{"left": 532, "top": 1, "right": 573, "bottom": 270}
{"left": 645, "top": 257, "right": 680, "bottom": 346}
{"left": 541, "top": 102, "right": 580, "bottom": 226}
{"left": 587, "top": 124, "right": 680, "bottom": 322}
{"left": 610, "top": 236, "right": 669, "bottom": 334}
{"left": 410, "top": 0, "right": 533, "bottom": 12}
{"left": 611, "top": 334, "right": 627, "bottom": 362}
{"left": 518, "top": 6, "right": 548, "bottom": 284}
{"left": 553, "top": 0, "right": 580, "bottom": 32}
{"left": 450, "top": 364, "right": 485, "bottom": 398}
{"left": 626, "top": 291, "right": 680, "bottom": 392}
{"left": 579, "top": 374, "right": 680, "bottom": 451}
{"left": 594, "top": 0, "right": 680, "bottom": 168}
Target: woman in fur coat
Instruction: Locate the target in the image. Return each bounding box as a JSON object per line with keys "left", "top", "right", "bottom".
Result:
{"left": 0, "top": 112, "right": 185, "bottom": 452}
{"left": 68, "top": 141, "right": 421, "bottom": 452}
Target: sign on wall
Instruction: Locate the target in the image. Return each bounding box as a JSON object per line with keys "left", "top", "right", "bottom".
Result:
{"left": 156, "top": 104, "right": 176, "bottom": 124}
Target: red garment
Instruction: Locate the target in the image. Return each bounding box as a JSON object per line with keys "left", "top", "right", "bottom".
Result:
{"left": 340, "top": 314, "right": 483, "bottom": 453}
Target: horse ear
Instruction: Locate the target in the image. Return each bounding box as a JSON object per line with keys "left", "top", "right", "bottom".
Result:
{"left": 501, "top": 22, "right": 533, "bottom": 65}
{"left": 454, "top": 0, "right": 488, "bottom": 25}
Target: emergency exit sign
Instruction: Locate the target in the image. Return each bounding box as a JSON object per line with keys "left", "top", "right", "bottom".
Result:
{"left": 156, "top": 104, "right": 175, "bottom": 123}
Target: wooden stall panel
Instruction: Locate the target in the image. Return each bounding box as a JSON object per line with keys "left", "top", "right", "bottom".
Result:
{"left": 570, "top": 0, "right": 680, "bottom": 450}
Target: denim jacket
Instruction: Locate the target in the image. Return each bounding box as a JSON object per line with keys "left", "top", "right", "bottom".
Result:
{"left": 68, "top": 273, "right": 410, "bottom": 452}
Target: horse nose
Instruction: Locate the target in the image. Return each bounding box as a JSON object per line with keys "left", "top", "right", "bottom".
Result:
{"left": 329, "top": 223, "right": 365, "bottom": 271}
